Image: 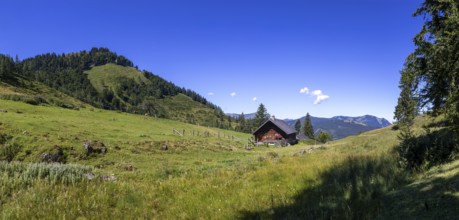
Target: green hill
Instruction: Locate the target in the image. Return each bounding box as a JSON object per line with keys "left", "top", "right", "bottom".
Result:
{"left": 1, "top": 48, "right": 234, "bottom": 129}
{"left": 86, "top": 63, "right": 151, "bottom": 93}
{"left": 1, "top": 96, "right": 458, "bottom": 219}
{"left": 84, "top": 63, "right": 231, "bottom": 127}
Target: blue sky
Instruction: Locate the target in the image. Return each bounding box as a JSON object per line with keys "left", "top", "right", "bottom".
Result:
{"left": 1, "top": 0, "right": 424, "bottom": 121}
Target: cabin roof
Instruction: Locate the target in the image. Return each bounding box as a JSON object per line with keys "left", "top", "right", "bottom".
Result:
{"left": 296, "top": 133, "right": 310, "bottom": 140}
{"left": 253, "top": 118, "right": 297, "bottom": 135}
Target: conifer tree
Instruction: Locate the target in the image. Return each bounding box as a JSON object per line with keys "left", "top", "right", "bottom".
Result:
{"left": 254, "top": 103, "right": 270, "bottom": 128}
{"left": 237, "top": 112, "right": 246, "bottom": 132}
{"left": 303, "top": 113, "right": 314, "bottom": 139}
{"left": 394, "top": 0, "right": 459, "bottom": 131}
{"left": 294, "top": 120, "right": 301, "bottom": 133}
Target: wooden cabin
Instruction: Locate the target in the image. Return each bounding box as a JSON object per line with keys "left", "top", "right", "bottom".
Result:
{"left": 253, "top": 117, "right": 298, "bottom": 146}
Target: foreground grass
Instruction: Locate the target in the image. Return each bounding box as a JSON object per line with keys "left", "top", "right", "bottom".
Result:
{"left": 1, "top": 100, "right": 459, "bottom": 219}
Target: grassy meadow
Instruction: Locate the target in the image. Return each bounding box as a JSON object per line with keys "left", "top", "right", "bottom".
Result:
{"left": 1, "top": 99, "right": 459, "bottom": 219}
{"left": 85, "top": 64, "right": 151, "bottom": 93}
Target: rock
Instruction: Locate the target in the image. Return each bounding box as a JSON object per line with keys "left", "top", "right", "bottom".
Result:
{"left": 0, "top": 109, "right": 7, "bottom": 113}
{"left": 84, "top": 172, "right": 95, "bottom": 180}
{"left": 84, "top": 142, "right": 93, "bottom": 155}
{"left": 41, "top": 153, "right": 51, "bottom": 162}
{"left": 100, "top": 146, "right": 107, "bottom": 154}
{"left": 258, "top": 157, "right": 267, "bottom": 162}
{"left": 84, "top": 141, "right": 108, "bottom": 155}
{"left": 125, "top": 164, "right": 133, "bottom": 171}
{"left": 101, "top": 174, "right": 116, "bottom": 181}
{"left": 161, "top": 144, "right": 168, "bottom": 151}
{"left": 51, "top": 147, "right": 67, "bottom": 163}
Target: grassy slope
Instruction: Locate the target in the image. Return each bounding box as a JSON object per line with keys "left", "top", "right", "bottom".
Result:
{"left": 0, "top": 99, "right": 458, "bottom": 219}
{"left": 85, "top": 63, "right": 150, "bottom": 93}
{"left": 160, "top": 93, "right": 227, "bottom": 125}
{"left": 0, "top": 77, "right": 87, "bottom": 109}
{"left": 85, "top": 64, "right": 233, "bottom": 128}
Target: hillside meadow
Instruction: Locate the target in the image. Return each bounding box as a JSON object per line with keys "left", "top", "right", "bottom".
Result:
{"left": 1, "top": 100, "right": 458, "bottom": 219}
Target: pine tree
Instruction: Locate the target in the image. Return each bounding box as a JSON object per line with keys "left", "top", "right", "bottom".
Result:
{"left": 394, "top": 0, "right": 459, "bottom": 131}
{"left": 394, "top": 57, "right": 418, "bottom": 136}
{"left": 0, "top": 54, "right": 16, "bottom": 80}
{"left": 254, "top": 103, "right": 270, "bottom": 128}
{"left": 394, "top": 0, "right": 459, "bottom": 168}
{"left": 294, "top": 120, "right": 301, "bottom": 133}
{"left": 303, "top": 113, "right": 314, "bottom": 139}
{"left": 237, "top": 112, "right": 246, "bottom": 132}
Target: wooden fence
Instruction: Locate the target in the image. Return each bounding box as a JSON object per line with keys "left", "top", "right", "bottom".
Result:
{"left": 172, "top": 128, "right": 241, "bottom": 141}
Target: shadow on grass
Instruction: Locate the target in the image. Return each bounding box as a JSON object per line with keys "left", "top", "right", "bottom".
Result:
{"left": 239, "top": 154, "right": 411, "bottom": 219}
{"left": 378, "top": 170, "right": 459, "bottom": 219}
{"left": 398, "top": 128, "right": 458, "bottom": 170}
{"left": 240, "top": 153, "right": 459, "bottom": 219}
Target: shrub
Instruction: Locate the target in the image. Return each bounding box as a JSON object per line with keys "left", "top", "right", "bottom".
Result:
{"left": 0, "top": 94, "right": 48, "bottom": 105}
{"left": 397, "top": 128, "right": 458, "bottom": 170}
{"left": 0, "top": 137, "right": 22, "bottom": 162}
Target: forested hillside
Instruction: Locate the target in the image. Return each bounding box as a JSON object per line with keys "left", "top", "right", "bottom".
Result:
{"left": 0, "top": 48, "right": 233, "bottom": 128}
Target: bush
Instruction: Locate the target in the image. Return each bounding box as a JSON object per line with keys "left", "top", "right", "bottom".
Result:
{"left": 397, "top": 128, "right": 458, "bottom": 170}
{"left": 0, "top": 133, "right": 10, "bottom": 144}
{"left": 0, "top": 137, "right": 22, "bottom": 162}
{"left": 0, "top": 94, "right": 48, "bottom": 105}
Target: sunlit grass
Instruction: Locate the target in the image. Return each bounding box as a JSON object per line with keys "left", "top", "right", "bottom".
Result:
{"left": 0, "top": 99, "right": 458, "bottom": 219}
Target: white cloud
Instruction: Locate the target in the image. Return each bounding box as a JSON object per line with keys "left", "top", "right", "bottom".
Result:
{"left": 252, "top": 97, "right": 257, "bottom": 101}
{"left": 207, "top": 92, "right": 214, "bottom": 96}
{"left": 300, "top": 87, "right": 309, "bottom": 94}
{"left": 311, "top": 90, "right": 330, "bottom": 104}
{"left": 312, "top": 90, "right": 322, "bottom": 96}
{"left": 230, "top": 92, "right": 237, "bottom": 97}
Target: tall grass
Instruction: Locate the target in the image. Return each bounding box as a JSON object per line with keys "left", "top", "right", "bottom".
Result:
{"left": 240, "top": 153, "right": 411, "bottom": 219}
{"left": 0, "top": 161, "right": 92, "bottom": 185}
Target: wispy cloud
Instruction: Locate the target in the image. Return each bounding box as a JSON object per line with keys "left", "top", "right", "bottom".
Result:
{"left": 252, "top": 97, "right": 257, "bottom": 101}
{"left": 311, "top": 90, "right": 330, "bottom": 105}
{"left": 230, "top": 92, "right": 237, "bottom": 97}
{"left": 207, "top": 92, "right": 214, "bottom": 96}
{"left": 300, "top": 87, "right": 309, "bottom": 94}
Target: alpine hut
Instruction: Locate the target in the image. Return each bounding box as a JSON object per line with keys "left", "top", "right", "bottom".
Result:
{"left": 253, "top": 116, "right": 298, "bottom": 146}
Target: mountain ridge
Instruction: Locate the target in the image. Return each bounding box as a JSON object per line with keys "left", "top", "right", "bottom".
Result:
{"left": 228, "top": 112, "right": 391, "bottom": 139}
{"left": 286, "top": 115, "right": 391, "bottom": 140}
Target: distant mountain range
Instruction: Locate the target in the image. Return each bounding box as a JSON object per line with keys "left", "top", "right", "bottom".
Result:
{"left": 286, "top": 115, "right": 391, "bottom": 140}
{"left": 226, "top": 113, "right": 256, "bottom": 120}
{"left": 228, "top": 113, "right": 391, "bottom": 140}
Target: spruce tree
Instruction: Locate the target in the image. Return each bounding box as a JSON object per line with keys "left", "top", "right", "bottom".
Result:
{"left": 254, "top": 103, "right": 270, "bottom": 128}
{"left": 0, "top": 55, "right": 13, "bottom": 79}
{"left": 394, "top": 0, "right": 459, "bottom": 131}
{"left": 294, "top": 119, "right": 301, "bottom": 133}
{"left": 238, "top": 112, "right": 246, "bottom": 132}
{"left": 303, "top": 113, "right": 314, "bottom": 139}
{"left": 394, "top": 58, "right": 418, "bottom": 137}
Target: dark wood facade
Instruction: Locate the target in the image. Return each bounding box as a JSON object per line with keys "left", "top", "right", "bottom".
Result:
{"left": 253, "top": 117, "right": 297, "bottom": 146}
